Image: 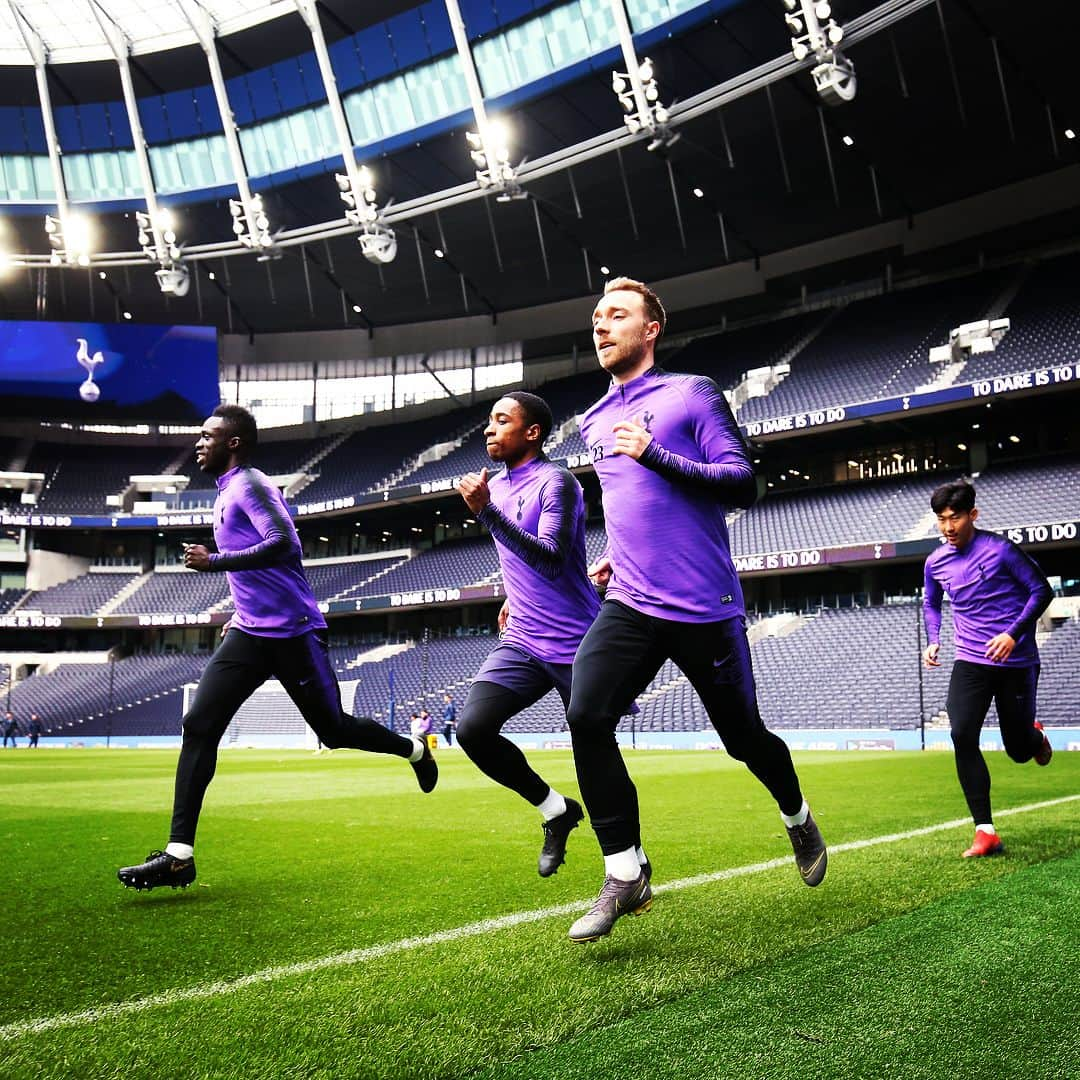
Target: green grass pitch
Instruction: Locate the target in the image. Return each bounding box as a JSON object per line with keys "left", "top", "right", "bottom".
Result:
{"left": 1, "top": 747, "right": 1077, "bottom": 1079}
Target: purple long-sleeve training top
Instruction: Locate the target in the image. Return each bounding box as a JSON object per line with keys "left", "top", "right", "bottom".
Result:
{"left": 579, "top": 366, "right": 757, "bottom": 623}
{"left": 476, "top": 454, "right": 600, "bottom": 665}
{"left": 923, "top": 529, "right": 1052, "bottom": 667}
{"left": 206, "top": 464, "right": 326, "bottom": 637}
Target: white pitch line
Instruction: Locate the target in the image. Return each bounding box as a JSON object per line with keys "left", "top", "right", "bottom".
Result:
{"left": 3, "top": 793, "right": 1077, "bottom": 1042}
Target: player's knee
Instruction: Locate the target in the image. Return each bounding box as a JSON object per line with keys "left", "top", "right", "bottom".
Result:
{"left": 181, "top": 706, "right": 216, "bottom": 737}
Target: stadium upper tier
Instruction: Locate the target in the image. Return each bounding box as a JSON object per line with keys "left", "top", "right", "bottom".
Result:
{"left": 8, "top": 603, "right": 1076, "bottom": 738}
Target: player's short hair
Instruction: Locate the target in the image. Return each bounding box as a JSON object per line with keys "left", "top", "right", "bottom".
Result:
{"left": 502, "top": 391, "right": 554, "bottom": 444}
{"left": 603, "top": 276, "right": 667, "bottom": 337}
{"left": 930, "top": 480, "right": 976, "bottom": 514}
{"left": 213, "top": 404, "right": 258, "bottom": 451}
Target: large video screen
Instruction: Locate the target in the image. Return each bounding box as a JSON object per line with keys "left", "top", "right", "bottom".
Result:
{"left": 0, "top": 320, "right": 219, "bottom": 423}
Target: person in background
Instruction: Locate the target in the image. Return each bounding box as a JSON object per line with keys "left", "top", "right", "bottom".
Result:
{"left": 442, "top": 694, "right": 457, "bottom": 746}
{"left": 923, "top": 479, "right": 1054, "bottom": 858}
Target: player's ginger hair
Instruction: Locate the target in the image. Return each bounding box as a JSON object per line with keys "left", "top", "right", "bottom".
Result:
{"left": 603, "top": 276, "right": 667, "bottom": 337}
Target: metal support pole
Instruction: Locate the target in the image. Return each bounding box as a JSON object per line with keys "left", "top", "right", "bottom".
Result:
{"left": 179, "top": 0, "right": 263, "bottom": 244}
{"left": 91, "top": 1, "right": 169, "bottom": 260}
{"left": 11, "top": 4, "right": 72, "bottom": 246}
{"left": 294, "top": 0, "right": 364, "bottom": 195}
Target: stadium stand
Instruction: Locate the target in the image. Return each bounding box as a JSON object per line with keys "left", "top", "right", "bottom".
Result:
{"left": 0, "top": 588, "right": 26, "bottom": 613}
{"left": 13, "top": 601, "right": 1078, "bottom": 740}
{"left": 113, "top": 570, "right": 231, "bottom": 615}
{"left": 963, "top": 252, "right": 1080, "bottom": 383}
{"left": 739, "top": 272, "right": 1008, "bottom": 422}
{"left": 28, "top": 442, "right": 178, "bottom": 513}
{"left": 6, "top": 653, "right": 205, "bottom": 736}
{"left": 22, "top": 570, "right": 141, "bottom": 615}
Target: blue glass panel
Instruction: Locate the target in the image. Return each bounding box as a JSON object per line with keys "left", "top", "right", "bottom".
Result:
{"left": 192, "top": 86, "right": 223, "bottom": 134}
{"left": 139, "top": 96, "right": 170, "bottom": 144}
{"left": 387, "top": 9, "right": 430, "bottom": 65}
{"left": 419, "top": 0, "right": 454, "bottom": 55}
{"left": 356, "top": 25, "right": 396, "bottom": 80}
{"left": 23, "top": 107, "right": 47, "bottom": 153}
{"left": 298, "top": 51, "right": 326, "bottom": 102}
{"left": 329, "top": 36, "right": 365, "bottom": 92}
{"left": 492, "top": 0, "right": 534, "bottom": 25}
{"left": 54, "top": 106, "right": 82, "bottom": 152}
{"left": 77, "top": 104, "right": 111, "bottom": 150}
{"left": 459, "top": 0, "right": 498, "bottom": 36}
{"left": 271, "top": 58, "right": 308, "bottom": 111}
{"left": 247, "top": 69, "right": 282, "bottom": 121}
{"left": 105, "top": 102, "right": 133, "bottom": 147}
{"left": 227, "top": 74, "right": 255, "bottom": 126}
{"left": 0, "top": 108, "right": 26, "bottom": 152}
{"left": 162, "top": 90, "right": 200, "bottom": 140}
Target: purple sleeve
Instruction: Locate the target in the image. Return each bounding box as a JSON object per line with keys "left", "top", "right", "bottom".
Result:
{"left": 923, "top": 560, "right": 943, "bottom": 644}
{"left": 208, "top": 473, "right": 297, "bottom": 571}
{"left": 1001, "top": 543, "right": 1053, "bottom": 640}
{"left": 637, "top": 377, "right": 757, "bottom": 508}
{"left": 477, "top": 470, "right": 578, "bottom": 582}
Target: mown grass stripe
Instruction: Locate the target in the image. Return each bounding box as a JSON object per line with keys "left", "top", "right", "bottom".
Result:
{"left": 3, "top": 792, "right": 1076, "bottom": 1042}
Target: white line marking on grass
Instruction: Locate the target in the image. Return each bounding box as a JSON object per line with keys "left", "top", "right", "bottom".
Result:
{"left": 4, "top": 793, "right": 1077, "bottom": 1042}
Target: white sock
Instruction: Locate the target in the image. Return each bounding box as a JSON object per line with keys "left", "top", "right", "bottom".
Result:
{"left": 976, "top": 823, "right": 997, "bottom": 835}
{"left": 780, "top": 800, "right": 810, "bottom": 828}
{"left": 536, "top": 787, "right": 568, "bottom": 822}
{"left": 407, "top": 737, "right": 425, "bottom": 763}
{"left": 636, "top": 845, "right": 648, "bottom": 866}
{"left": 165, "top": 842, "right": 194, "bottom": 861}
{"left": 603, "top": 847, "right": 642, "bottom": 881}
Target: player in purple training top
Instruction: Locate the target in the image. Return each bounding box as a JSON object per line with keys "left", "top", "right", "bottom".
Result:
{"left": 455, "top": 392, "right": 603, "bottom": 878}
{"left": 923, "top": 480, "right": 1053, "bottom": 859}
{"left": 565, "top": 277, "right": 827, "bottom": 944}
{"left": 117, "top": 405, "right": 437, "bottom": 892}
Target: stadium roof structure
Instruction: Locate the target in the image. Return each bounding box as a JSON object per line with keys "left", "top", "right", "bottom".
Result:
{"left": 0, "top": 0, "right": 1076, "bottom": 334}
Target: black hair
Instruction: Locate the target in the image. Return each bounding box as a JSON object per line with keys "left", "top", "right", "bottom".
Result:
{"left": 502, "top": 391, "right": 553, "bottom": 444}
{"left": 213, "top": 404, "right": 258, "bottom": 452}
{"left": 930, "top": 480, "right": 976, "bottom": 514}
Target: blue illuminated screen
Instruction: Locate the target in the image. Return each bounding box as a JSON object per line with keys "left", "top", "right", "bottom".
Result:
{"left": 0, "top": 320, "right": 219, "bottom": 422}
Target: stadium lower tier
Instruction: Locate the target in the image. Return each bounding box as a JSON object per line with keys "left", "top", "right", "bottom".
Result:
{"left": 4, "top": 605, "right": 1076, "bottom": 742}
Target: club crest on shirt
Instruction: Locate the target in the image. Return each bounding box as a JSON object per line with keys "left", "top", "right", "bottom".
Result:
{"left": 516, "top": 495, "right": 525, "bottom": 521}
{"left": 642, "top": 411, "right": 655, "bottom": 433}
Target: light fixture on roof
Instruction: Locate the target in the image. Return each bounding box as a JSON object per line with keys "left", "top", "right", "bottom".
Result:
{"left": 1008, "top": 434, "right": 1021, "bottom": 443}
{"left": 228, "top": 192, "right": 276, "bottom": 257}
{"left": 466, "top": 117, "right": 525, "bottom": 201}
{"left": 45, "top": 211, "right": 93, "bottom": 267}
{"left": 136, "top": 205, "right": 188, "bottom": 296}
{"left": 1066, "top": 128, "right": 1076, "bottom": 140}
{"left": 842, "top": 135, "right": 854, "bottom": 147}
{"left": 610, "top": 56, "right": 679, "bottom": 151}
{"left": 782, "top": 1, "right": 856, "bottom": 105}
{"left": 336, "top": 163, "right": 396, "bottom": 263}
{"left": 692, "top": 187, "right": 704, "bottom": 198}
{"left": 600, "top": 264, "right": 611, "bottom": 275}
{"left": 352, "top": 304, "right": 362, "bottom": 313}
